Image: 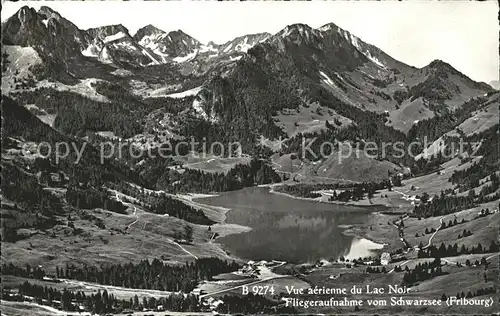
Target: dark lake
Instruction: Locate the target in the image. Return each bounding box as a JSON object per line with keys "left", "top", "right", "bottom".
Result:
{"left": 197, "top": 187, "right": 386, "bottom": 263}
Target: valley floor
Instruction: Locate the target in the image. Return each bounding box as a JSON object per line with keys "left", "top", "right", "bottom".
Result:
{"left": 2, "top": 155, "right": 499, "bottom": 315}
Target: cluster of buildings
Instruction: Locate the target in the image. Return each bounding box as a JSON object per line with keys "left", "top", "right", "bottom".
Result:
{"left": 236, "top": 260, "right": 282, "bottom": 277}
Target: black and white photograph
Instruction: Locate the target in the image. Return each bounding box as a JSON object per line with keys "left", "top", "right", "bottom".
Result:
{"left": 0, "top": 0, "right": 499, "bottom": 315}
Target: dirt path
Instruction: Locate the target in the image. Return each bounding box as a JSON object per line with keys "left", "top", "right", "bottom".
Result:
{"left": 442, "top": 253, "right": 499, "bottom": 265}
{"left": 60, "top": 278, "right": 173, "bottom": 297}
{"left": 126, "top": 206, "right": 139, "bottom": 230}
{"left": 170, "top": 239, "right": 198, "bottom": 260}
{"left": 422, "top": 210, "right": 465, "bottom": 249}
{"left": 486, "top": 253, "right": 500, "bottom": 260}
{"left": 422, "top": 216, "right": 445, "bottom": 249}
{"left": 209, "top": 233, "right": 216, "bottom": 243}
{"left": 0, "top": 300, "right": 77, "bottom": 315}
{"left": 387, "top": 259, "right": 412, "bottom": 273}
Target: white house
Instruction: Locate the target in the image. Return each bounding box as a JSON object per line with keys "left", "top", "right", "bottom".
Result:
{"left": 380, "top": 252, "right": 391, "bottom": 265}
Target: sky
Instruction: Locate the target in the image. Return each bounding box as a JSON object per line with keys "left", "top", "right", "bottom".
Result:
{"left": 2, "top": 0, "right": 498, "bottom": 84}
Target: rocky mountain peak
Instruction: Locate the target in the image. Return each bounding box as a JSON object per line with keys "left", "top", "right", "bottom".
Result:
{"left": 317, "top": 22, "right": 341, "bottom": 32}
{"left": 166, "top": 30, "right": 200, "bottom": 45}
{"left": 144, "top": 24, "right": 163, "bottom": 33}
{"left": 423, "top": 59, "right": 469, "bottom": 80}
{"left": 132, "top": 25, "right": 166, "bottom": 54}
{"left": 37, "top": 6, "right": 63, "bottom": 20}
{"left": 15, "top": 6, "right": 38, "bottom": 24}
{"left": 3, "top": 5, "right": 91, "bottom": 60}
{"left": 87, "top": 24, "right": 130, "bottom": 38}
{"left": 427, "top": 59, "right": 455, "bottom": 71}
{"left": 278, "top": 23, "right": 317, "bottom": 39}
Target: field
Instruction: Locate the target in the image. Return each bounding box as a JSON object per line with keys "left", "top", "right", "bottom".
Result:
{"left": 1, "top": 194, "right": 249, "bottom": 273}
{"left": 403, "top": 201, "right": 499, "bottom": 249}
{"left": 307, "top": 150, "right": 402, "bottom": 183}
{"left": 273, "top": 100, "right": 352, "bottom": 137}
{"left": 298, "top": 257, "right": 498, "bottom": 314}
{"left": 175, "top": 154, "right": 251, "bottom": 174}
{"left": 1, "top": 300, "right": 88, "bottom": 316}
{"left": 387, "top": 97, "right": 435, "bottom": 133}
{"left": 2, "top": 275, "right": 173, "bottom": 301}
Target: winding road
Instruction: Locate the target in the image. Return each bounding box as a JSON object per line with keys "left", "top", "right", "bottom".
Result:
{"left": 422, "top": 216, "right": 446, "bottom": 249}
{"left": 421, "top": 210, "right": 466, "bottom": 249}
{"left": 387, "top": 259, "right": 412, "bottom": 274}
{"left": 126, "top": 206, "right": 139, "bottom": 230}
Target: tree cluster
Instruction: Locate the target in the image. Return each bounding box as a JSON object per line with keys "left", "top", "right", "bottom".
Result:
{"left": 55, "top": 258, "right": 240, "bottom": 293}
{"left": 3, "top": 281, "right": 200, "bottom": 313}
{"left": 417, "top": 241, "right": 498, "bottom": 258}
{"left": 151, "top": 194, "right": 214, "bottom": 225}
{"left": 402, "top": 258, "right": 446, "bottom": 285}
{"left": 217, "top": 294, "right": 296, "bottom": 314}
{"left": 413, "top": 193, "right": 476, "bottom": 218}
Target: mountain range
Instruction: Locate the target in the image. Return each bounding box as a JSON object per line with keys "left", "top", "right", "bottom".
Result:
{"left": 1, "top": 5, "right": 497, "bottom": 177}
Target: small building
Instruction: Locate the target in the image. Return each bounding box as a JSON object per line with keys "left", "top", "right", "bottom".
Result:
{"left": 211, "top": 299, "right": 224, "bottom": 309}
{"left": 380, "top": 252, "right": 391, "bottom": 265}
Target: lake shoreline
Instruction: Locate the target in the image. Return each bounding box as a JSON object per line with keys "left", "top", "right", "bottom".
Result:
{"left": 268, "top": 186, "right": 389, "bottom": 208}
{"left": 194, "top": 187, "right": 396, "bottom": 263}
{"left": 342, "top": 211, "right": 403, "bottom": 254}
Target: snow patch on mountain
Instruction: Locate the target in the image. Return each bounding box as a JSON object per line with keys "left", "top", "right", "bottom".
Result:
{"left": 279, "top": 24, "right": 316, "bottom": 43}
{"left": 281, "top": 26, "right": 295, "bottom": 38}
{"left": 319, "top": 71, "right": 359, "bottom": 107}
{"left": 112, "top": 41, "right": 139, "bottom": 53}
{"left": 173, "top": 51, "right": 197, "bottom": 63}
{"left": 216, "top": 33, "right": 270, "bottom": 55}
{"left": 103, "top": 31, "right": 127, "bottom": 43}
{"left": 235, "top": 37, "right": 252, "bottom": 53}
{"left": 362, "top": 50, "right": 386, "bottom": 69}
{"left": 99, "top": 46, "right": 113, "bottom": 63}
{"left": 223, "top": 44, "right": 233, "bottom": 53}
{"left": 343, "top": 32, "right": 386, "bottom": 69}
{"left": 141, "top": 49, "right": 160, "bottom": 65}
{"left": 318, "top": 24, "right": 335, "bottom": 32}
{"left": 319, "top": 71, "right": 338, "bottom": 90}
{"left": 138, "top": 35, "right": 161, "bottom": 50}
{"left": 81, "top": 44, "right": 99, "bottom": 57}
{"left": 199, "top": 44, "right": 218, "bottom": 53}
